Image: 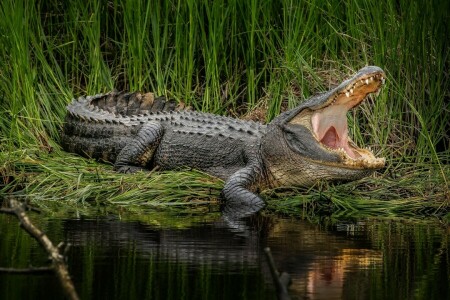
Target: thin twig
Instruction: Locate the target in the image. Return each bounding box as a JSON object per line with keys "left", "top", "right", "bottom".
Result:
{"left": 1, "top": 198, "right": 79, "bottom": 300}
{"left": 264, "top": 247, "right": 291, "bottom": 300}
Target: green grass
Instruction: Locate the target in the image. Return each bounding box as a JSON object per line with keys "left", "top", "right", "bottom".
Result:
{"left": 0, "top": 0, "right": 448, "bottom": 219}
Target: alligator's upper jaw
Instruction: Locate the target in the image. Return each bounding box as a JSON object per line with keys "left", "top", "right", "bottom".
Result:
{"left": 310, "top": 68, "right": 386, "bottom": 169}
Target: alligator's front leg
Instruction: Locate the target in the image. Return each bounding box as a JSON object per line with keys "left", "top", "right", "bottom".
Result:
{"left": 221, "top": 164, "right": 266, "bottom": 219}
{"left": 114, "top": 123, "right": 163, "bottom": 173}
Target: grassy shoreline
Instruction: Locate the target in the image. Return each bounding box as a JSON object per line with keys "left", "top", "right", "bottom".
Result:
{"left": 0, "top": 0, "right": 448, "bottom": 219}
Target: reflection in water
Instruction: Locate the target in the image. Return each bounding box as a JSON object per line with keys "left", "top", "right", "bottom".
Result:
{"left": 265, "top": 220, "right": 386, "bottom": 299}
{"left": 304, "top": 249, "right": 383, "bottom": 300}
{"left": 0, "top": 214, "right": 448, "bottom": 300}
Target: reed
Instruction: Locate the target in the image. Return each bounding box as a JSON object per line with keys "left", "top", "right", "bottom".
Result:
{"left": 0, "top": 0, "right": 448, "bottom": 217}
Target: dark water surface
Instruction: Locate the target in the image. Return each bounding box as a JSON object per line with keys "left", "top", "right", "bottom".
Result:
{"left": 0, "top": 212, "right": 448, "bottom": 300}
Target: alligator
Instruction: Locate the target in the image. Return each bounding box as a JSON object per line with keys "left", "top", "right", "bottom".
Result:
{"left": 61, "top": 66, "right": 386, "bottom": 217}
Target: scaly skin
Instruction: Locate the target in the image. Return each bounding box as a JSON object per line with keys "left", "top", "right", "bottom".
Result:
{"left": 61, "top": 66, "right": 387, "bottom": 218}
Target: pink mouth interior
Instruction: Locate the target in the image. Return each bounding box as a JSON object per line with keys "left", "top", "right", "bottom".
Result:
{"left": 311, "top": 104, "right": 358, "bottom": 159}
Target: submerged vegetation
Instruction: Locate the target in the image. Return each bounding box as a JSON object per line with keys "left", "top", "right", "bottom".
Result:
{"left": 0, "top": 0, "right": 448, "bottom": 218}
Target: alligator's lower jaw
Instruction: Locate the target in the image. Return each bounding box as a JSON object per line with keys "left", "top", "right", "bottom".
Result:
{"left": 329, "top": 146, "right": 385, "bottom": 169}
{"left": 318, "top": 124, "right": 385, "bottom": 169}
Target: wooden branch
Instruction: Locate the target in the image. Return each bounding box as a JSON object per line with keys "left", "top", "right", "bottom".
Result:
{"left": 1, "top": 198, "right": 79, "bottom": 300}
{"left": 264, "top": 247, "right": 291, "bottom": 300}
{"left": 0, "top": 208, "right": 15, "bottom": 215}
{"left": 0, "top": 266, "right": 53, "bottom": 274}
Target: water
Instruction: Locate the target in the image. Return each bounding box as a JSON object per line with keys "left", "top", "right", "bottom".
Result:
{"left": 0, "top": 213, "right": 448, "bottom": 300}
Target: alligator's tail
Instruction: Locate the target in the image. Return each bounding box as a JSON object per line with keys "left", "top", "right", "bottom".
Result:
{"left": 66, "top": 91, "right": 177, "bottom": 120}
{"left": 61, "top": 91, "right": 177, "bottom": 162}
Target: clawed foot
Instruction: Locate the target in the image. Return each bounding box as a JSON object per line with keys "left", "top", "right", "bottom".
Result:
{"left": 221, "top": 196, "right": 266, "bottom": 220}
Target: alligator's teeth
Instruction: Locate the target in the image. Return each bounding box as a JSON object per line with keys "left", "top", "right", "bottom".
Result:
{"left": 369, "top": 76, "right": 374, "bottom": 82}
{"left": 365, "top": 79, "right": 369, "bottom": 85}
{"left": 381, "top": 77, "right": 385, "bottom": 84}
{"left": 350, "top": 88, "right": 354, "bottom": 94}
{"left": 375, "top": 89, "right": 381, "bottom": 96}
{"left": 338, "top": 148, "right": 346, "bottom": 155}
{"left": 345, "top": 92, "right": 350, "bottom": 97}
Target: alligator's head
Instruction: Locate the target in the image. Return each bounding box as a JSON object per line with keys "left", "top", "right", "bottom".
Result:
{"left": 263, "top": 66, "right": 386, "bottom": 187}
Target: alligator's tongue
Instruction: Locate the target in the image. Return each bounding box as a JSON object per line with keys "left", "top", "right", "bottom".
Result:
{"left": 311, "top": 104, "right": 357, "bottom": 159}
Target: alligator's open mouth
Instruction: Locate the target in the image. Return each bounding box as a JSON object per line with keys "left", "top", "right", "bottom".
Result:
{"left": 312, "top": 70, "right": 385, "bottom": 168}
{"left": 290, "top": 68, "right": 386, "bottom": 169}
